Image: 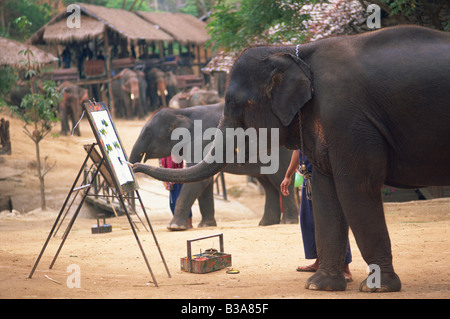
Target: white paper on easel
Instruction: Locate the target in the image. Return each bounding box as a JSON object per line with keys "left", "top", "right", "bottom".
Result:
{"left": 91, "top": 110, "right": 134, "bottom": 186}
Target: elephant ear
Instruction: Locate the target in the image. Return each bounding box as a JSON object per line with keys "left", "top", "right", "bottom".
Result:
{"left": 268, "top": 53, "right": 313, "bottom": 126}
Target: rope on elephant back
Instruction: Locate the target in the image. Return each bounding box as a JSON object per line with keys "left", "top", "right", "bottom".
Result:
{"left": 71, "top": 110, "right": 85, "bottom": 136}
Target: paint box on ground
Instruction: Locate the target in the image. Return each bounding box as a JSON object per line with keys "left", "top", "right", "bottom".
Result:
{"left": 91, "top": 214, "right": 112, "bottom": 234}
{"left": 180, "top": 233, "right": 232, "bottom": 274}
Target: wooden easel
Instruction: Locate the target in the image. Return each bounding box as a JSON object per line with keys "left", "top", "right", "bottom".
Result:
{"left": 28, "top": 102, "right": 171, "bottom": 287}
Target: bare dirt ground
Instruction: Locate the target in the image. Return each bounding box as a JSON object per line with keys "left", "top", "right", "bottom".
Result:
{"left": 1, "top": 113, "right": 449, "bottom": 300}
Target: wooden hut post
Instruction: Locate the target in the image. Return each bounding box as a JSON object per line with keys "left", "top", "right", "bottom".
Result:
{"left": 196, "top": 44, "right": 201, "bottom": 74}
{"left": 158, "top": 41, "right": 164, "bottom": 59}
{"left": 104, "top": 28, "right": 114, "bottom": 115}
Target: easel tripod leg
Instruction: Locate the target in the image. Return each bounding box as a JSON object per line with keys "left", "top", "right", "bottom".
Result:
{"left": 136, "top": 190, "right": 171, "bottom": 278}
{"left": 28, "top": 204, "right": 66, "bottom": 278}
{"left": 28, "top": 145, "right": 96, "bottom": 279}
{"left": 49, "top": 157, "right": 104, "bottom": 270}
{"left": 117, "top": 193, "right": 159, "bottom": 287}
{"left": 49, "top": 187, "right": 90, "bottom": 269}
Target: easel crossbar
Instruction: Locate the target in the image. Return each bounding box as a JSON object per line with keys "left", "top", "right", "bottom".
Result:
{"left": 84, "top": 193, "right": 139, "bottom": 200}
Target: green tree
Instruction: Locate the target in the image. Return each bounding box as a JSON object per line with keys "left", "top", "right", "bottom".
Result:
{"left": 16, "top": 80, "right": 60, "bottom": 206}
{"left": 2, "top": 16, "right": 60, "bottom": 210}
{"left": 1, "top": 0, "right": 52, "bottom": 39}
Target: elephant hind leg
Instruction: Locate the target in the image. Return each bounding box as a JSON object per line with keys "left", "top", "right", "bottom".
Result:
{"left": 268, "top": 174, "right": 298, "bottom": 224}
{"left": 334, "top": 150, "right": 400, "bottom": 292}
{"left": 256, "top": 176, "right": 281, "bottom": 226}
{"left": 168, "top": 178, "right": 215, "bottom": 230}
{"left": 197, "top": 179, "right": 217, "bottom": 227}
{"left": 334, "top": 176, "right": 401, "bottom": 292}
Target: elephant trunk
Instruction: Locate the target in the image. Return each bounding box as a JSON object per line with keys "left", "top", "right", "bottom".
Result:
{"left": 133, "top": 159, "right": 228, "bottom": 184}
{"left": 133, "top": 125, "right": 229, "bottom": 183}
{"left": 157, "top": 80, "right": 167, "bottom": 107}
{"left": 129, "top": 143, "right": 144, "bottom": 165}
{"left": 130, "top": 80, "right": 140, "bottom": 100}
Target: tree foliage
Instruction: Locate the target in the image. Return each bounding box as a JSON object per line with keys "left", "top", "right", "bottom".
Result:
{"left": 12, "top": 81, "right": 60, "bottom": 133}
{"left": 207, "top": 0, "right": 319, "bottom": 52}
{"left": 1, "top": 15, "right": 60, "bottom": 210}
{"left": 0, "top": 0, "right": 53, "bottom": 39}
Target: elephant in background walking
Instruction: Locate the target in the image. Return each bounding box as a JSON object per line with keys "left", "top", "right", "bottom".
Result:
{"left": 129, "top": 103, "right": 298, "bottom": 230}
{"left": 58, "top": 81, "right": 88, "bottom": 136}
{"left": 112, "top": 68, "right": 147, "bottom": 118}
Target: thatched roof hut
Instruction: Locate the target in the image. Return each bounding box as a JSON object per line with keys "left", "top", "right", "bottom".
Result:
{"left": 135, "top": 11, "right": 210, "bottom": 45}
{"left": 31, "top": 3, "right": 173, "bottom": 46}
{"left": 135, "top": 11, "right": 211, "bottom": 73}
{"left": 79, "top": 3, "right": 173, "bottom": 43}
{"left": 41, "top": 16, "right": 105, "bottom": 44}
{"left": 0, "top": 36, "right": 56, "bottom": 68}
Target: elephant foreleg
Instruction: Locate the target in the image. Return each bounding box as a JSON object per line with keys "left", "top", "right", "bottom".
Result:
{"left": 59, "top": 95, "right": 70, "bottom": 136}
{"left": 71, "top": 98, "right": 81, "bottom": 136}
{"left": 305, "top": 170, "right": 349, "bottom": 291}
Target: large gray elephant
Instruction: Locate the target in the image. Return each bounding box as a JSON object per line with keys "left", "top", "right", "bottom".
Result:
{"left": 129, "top": 103, "right": 298, "bottom": 230}
{"left": 112, "top": 68, "right": 147, "bottom": 118}
{"left": 132, "top": 26, "right": 450, "bottom": 293}
{"left": 58, "top": 81, "right": 88, "bottom": 136}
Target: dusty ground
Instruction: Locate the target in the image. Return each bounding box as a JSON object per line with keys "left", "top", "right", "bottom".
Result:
{"left": 0, "top": 112, "right": 449, "bottom": 300}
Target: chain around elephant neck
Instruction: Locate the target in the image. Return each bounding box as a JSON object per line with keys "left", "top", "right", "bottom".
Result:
{"left": 295, "top": 44, "right": 308, "bottom": 177}
{"left": 298, "top": 104, "right": 309, "bottom": 177}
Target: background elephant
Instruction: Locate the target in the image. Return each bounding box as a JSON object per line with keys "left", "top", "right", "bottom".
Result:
{"left": 129, "top": 103, "right": 298, "bottom": 230}
{"left": 145, "top": 67, "right": 177, "bottom": 111}
{"left": 7, "top": 80, "right": 31, "bottom": 108}
{"left": 6, "top": 73, "right": 52, "bottom": 109}
{"left": 112, "top": 68, "right": 147, "bottom": 118}
{"left": 58, "top": 81, "right": 88, "bottom": 136}
{"left": 133, "top": 26, "right": 450, "bottom": 293}
{"left": 169, "top": 87, "right": 220, "bottom": 108}
{"left": 6, "top": 78, "right": 84, "bottom": 136}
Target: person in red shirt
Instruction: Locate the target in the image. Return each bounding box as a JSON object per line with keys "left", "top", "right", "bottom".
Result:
{"left": 160, "top": 156, "right": 192, "bottom": 229}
